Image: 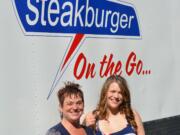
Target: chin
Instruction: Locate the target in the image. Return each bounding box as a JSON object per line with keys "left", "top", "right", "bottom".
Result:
{"left": 109, "top": 104, "right": 120, "bottom": 110}
{"left": 70, "top": 115, "right": 81, "bottom": 120}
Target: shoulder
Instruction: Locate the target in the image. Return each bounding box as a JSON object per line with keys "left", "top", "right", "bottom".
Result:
{"left": 132, "top": 109, "right": 145, "bottom": 135}
{"left": 132, "top": 109, "right": 143, "bottom": 123}
{"left": 46, "top": 124, "right": 62, "bottom": 135}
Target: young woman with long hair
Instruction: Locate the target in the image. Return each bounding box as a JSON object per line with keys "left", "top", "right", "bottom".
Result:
{"left": 85, "top": 75, "right": 145, "bottom": 135}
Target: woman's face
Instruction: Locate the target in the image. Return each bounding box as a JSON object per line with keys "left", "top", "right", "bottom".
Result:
{"left": 61, "top": 94, "right": 84, "bottom": 123}
{"left": 106, "top": 82, "right": 123, "bottom": 110}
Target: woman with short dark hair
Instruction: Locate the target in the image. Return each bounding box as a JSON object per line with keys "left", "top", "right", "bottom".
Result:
{"left": 46, "top": 82, "right": 94, "bottom": 135}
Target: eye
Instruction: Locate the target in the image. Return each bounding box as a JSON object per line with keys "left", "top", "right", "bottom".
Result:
{"left": 66, "top": 102, "right": 73, "bottom": 106}
{"left": 118, "top": 91, "right": 122, "bottom": 94}
{"left": 113, "top": 91, "right": 116, "bottom": 93}
{"left": 76, "top": 101, "right": 83, "bottom": 105}
{"left": 109, "top": 90, "right": 116, "bottom": 93}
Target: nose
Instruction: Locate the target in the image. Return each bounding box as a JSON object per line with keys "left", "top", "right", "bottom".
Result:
{"left": 114, "top": 92, "right": 119, "bottom": 98}
{"left": 72, "top": 103, "right": 78, "bottom": 110}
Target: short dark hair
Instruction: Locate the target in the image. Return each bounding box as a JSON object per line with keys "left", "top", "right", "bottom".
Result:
{"left": 57, "top": 81, "right": 84, "bottom": 106}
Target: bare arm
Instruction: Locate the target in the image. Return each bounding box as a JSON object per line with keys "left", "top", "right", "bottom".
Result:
{"left": 133, "top": 109, "right": 145, "bottom": 135}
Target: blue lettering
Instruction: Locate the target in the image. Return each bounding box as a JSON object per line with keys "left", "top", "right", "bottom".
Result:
{"left": 13, "top": 0, "right": 141, "bottom": 37}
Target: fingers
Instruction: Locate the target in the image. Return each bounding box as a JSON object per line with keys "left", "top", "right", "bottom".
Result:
{"left": 92, "top": 110, "right": 99, "bottom": 119}
{"left": 85, "top": 112, "right": 97, "bottom": 127}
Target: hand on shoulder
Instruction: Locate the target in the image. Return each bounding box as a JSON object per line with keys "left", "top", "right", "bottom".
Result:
{"left": 83, "top": 112, "right": 97, "bottom": 127}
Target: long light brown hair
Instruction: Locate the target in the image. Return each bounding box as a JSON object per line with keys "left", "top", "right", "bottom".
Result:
{"left": 96, "top": 75, "right": 137, "bottom": 132}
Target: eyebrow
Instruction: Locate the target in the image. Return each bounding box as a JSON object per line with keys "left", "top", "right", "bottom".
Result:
{"left": 64, "top": 99, "right": 83, "bottom": 103}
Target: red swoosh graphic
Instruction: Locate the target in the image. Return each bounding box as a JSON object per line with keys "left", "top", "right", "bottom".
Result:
{"left": 47, "top": 33, "right": 85, "bottom": 100}
{"left": 61, "top": 33, "right": 84, "bottom": 70}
